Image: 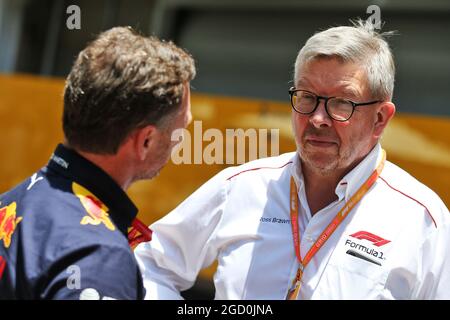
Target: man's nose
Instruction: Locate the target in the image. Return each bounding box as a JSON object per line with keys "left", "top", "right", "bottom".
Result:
{"left": 309, "top": 100, "right": 332, "bottom": 128}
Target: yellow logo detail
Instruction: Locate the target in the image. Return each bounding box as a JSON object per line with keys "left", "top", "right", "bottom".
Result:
{"left": 0, "top": 202, "right": 23, "bottom": 248}
{"left": 72, "top": 182, "right": 115, "bottom": 231}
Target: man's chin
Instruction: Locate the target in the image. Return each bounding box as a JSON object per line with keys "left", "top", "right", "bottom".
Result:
{"left": 134, "top": 167, "right": 163, "bottom": 183}
{"left": 300, "top": 152, "right": 338, "bottom": 174}
{"left": 147, "top": 170, "right": 160, "bottom": 180}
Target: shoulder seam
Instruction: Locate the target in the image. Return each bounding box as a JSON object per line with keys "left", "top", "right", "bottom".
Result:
{"left": 379, "top": 176, "right": 437, "bottom": 228}
{"left": 226, "top": 161, "right": 293, "bottom": 181}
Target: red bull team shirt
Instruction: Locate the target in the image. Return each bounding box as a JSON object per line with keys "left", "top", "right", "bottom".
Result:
{"left": 0, "top": 144, "right": 145, "bottom": 299}
{"left": 135, "top": 143, "right": 450, "bottom": 299}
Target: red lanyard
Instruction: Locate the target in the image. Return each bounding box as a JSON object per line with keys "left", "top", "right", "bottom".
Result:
{"left": 286, "top": 150, "right": 386, "bottom": 300}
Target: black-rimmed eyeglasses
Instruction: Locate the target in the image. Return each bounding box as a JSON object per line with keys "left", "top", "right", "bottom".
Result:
{"left": 288, "top": 87, "right": 381, "bottom": 122}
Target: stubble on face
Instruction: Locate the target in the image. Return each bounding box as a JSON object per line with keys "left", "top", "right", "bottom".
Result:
{"left": 295, "top": 117, "right": 374, "bottom": 177}
{"left": 135, "top": 84, "right": 191, "bottom": 182}
{"left": 298, "top": 126, "right": 338, "bottom": 175}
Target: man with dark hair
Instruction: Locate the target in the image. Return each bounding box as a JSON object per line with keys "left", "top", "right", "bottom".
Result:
{"left": 0, "top": 26, "right": 195, "bottom": 299}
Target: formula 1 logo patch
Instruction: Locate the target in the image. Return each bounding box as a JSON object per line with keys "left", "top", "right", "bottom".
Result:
{"left": 0, "top": 202, "right": 23, "bottom": 248}
{"left": 349, "top": 231, "right": 391, "bottom": 246}
{"left": 72, "top": 182, "right": 116, "bottom": 231}
{"left": 344, "top": 231, "right": 390, "bottom": 266}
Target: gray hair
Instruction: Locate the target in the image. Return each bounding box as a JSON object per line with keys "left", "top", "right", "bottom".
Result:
{"left": 294, "top": 19, "right": 396, "bottom": 101}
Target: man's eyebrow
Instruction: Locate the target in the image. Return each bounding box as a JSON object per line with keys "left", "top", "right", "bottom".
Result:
{"left": 296, "top": 78, "right": 310, "bottom": 88}
{"left": 296, "top": 78, "right": 361, "bottom": 98}
{"left": 339, "top": 88, "right": 360, "bottom": 99}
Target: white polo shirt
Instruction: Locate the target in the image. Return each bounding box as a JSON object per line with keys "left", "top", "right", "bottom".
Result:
{"left": 134, "top": 143, "right": 450, "bottom": 299}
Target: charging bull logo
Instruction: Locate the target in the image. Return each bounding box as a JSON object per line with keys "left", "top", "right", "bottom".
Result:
{"left": 72, "top": 183, "right": 116, "bottom": 231}
{"left": 0, "top": 202, "right": 23, "bottom": 248}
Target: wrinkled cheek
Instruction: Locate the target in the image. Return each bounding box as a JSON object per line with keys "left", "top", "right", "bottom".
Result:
{"left": 338, "top": 135, "right": 362, "bottom": 165}
{"left": 291, "top": 113, "right": 307, "bottom": 144}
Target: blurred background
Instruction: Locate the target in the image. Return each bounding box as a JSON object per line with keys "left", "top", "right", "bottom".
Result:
{"left": 0, "top": 0, "right": 449, "bottom": 298}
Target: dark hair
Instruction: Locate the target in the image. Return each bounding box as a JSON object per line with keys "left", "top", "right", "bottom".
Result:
{"left": 63, "top": 26, "right": 196, "bottom": 154}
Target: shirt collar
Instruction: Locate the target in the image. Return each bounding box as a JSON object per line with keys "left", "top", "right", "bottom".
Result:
{"left": 290, "top": 154, "right": 312, "bottom": 220}
{"left": 335, "top": 143, "right": 383, "bottom": 201}
{"left": 46, "top": 144, "right": 138, "bottom": 236}
{"left": 291, "top": 153, "right": 305, "bottom": 193}
{"left": 291, "top": 143, "right": 383, "bottom": 202}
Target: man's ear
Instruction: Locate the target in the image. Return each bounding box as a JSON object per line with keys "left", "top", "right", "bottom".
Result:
{"left": 373, "top": 101, "right": 396, "bottom": 139}
{"left": 133, "top": 125, "right": 158, "bottom": 161}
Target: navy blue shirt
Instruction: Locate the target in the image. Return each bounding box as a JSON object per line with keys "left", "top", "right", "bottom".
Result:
{"left": 0, "top": 144, "right": 145, "bottom": 299}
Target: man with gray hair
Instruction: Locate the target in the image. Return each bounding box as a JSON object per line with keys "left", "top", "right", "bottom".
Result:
{"left": 135, "top": 20, "right": 450, "bottom": 299}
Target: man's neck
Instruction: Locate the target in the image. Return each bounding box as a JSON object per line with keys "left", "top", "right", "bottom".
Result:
{"left": 300, "top": 148, "right": 374, "bottom": 215}
{"left": 302, "top": 165, "right": 343, "bottom": 216}
{"left": 71, "top": 146, "right": 134, "bottom": 191}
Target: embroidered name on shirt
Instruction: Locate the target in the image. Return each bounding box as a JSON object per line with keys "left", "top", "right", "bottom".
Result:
{"left": 51, "top": 153, "right": 69, "bottom": 169}
{"left": 260, "top": 217, "right": 290, "bottom": 224}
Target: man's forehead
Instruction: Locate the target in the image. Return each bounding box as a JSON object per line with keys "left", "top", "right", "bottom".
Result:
{"left": 296, "top": 61, "right": 367, "bottom": 98}
{"left": 297, "top": 76, "right": 363, "bottom": 97}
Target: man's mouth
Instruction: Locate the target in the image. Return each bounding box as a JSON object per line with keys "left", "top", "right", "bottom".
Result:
{"left": 305, "top": 137, "right": 338, "bottom": 148}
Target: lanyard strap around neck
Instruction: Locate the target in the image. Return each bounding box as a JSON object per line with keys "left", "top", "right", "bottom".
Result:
{"left": 288, "top": 149, "right": 386, "bottom": 294}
